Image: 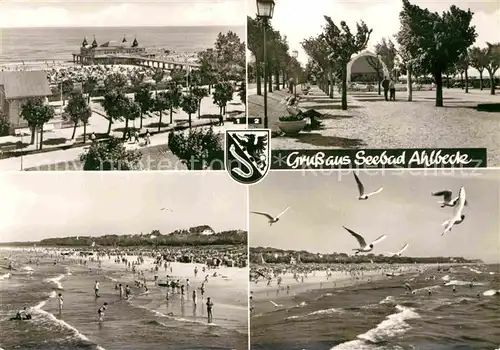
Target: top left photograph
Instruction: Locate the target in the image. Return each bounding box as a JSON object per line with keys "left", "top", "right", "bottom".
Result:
{"left": 0, "top": 0, "right": 246, "bottom": 171}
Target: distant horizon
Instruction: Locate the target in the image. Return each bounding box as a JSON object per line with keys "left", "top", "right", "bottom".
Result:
{"left": 249, "top": 246, "right": 489, "bottom": 263}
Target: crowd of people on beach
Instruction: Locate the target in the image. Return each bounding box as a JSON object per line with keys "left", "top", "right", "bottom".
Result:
{"left": 5, "top": 246, "right": 246, "bottom": 326}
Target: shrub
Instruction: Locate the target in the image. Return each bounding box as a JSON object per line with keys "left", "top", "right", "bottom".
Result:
{"left": 0, "top": 113, "right": 10, "bottom": 136}
{"left": 80, "top": 137, "right": 142, "bottom": 171}
{"left": 279, "top": 115, "right": 305, "bottom": 122}
{"left": 168, "top": 127, "right": 223, "bottom": 170}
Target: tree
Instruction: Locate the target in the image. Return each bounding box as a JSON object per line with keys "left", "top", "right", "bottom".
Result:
{"left": 64, "top": 91, "right": 91, "bottom": 140}
{"left": 485, "top": 42, "right": 500, "bottom": 95}
{"left": 153, "top": 92, "right": 169, "bottom": 132}
{"left": 170, "top": 68, "right": 186, "bottom": 87}
{"left": 61, "top": 79, "right": 74, "bottom": 106}
{"left": 152, "top": 68, "right": 165, "bottom": 95}
{"left": 213, "top": 82, "right": 234, "bottom": 116}
{"left": 80, "top": 137, "right": 142, "bottom": 171}
{"left": 456, "top": 52, "right": 470, "bottom": 93}
{"left": 302, "top": 35, "right": 336, "bottom": 97}
{"left": 130, "top": 72, "right": 145, "bottom": 90}
{"left": 366, "top": 55, "right": 384, "bottom": 95}
{"left": 213, "top": 31, "right": 246, "bottom": 81}
{"left": 239, "top": 81, "right": 246, "bottom": 105}
{"left": 192, "top": 86, "right": 209, "bottom": 118}
{"left": 376, "top": 38, "right": 397, "bottom": 75}
{"left": 20, "top": 98, "right": 55, "bottom": 149}
{"left": 134, "top": 86, "right": 153, "bottom": 128}
{"left": 168, "top": 127, "right": 223, "bottom": 170}
{"left": 181, "top": 93, "right": 199, "bottom": 129}
{"left": 104, "top": 73, "right": 127, "bottom": 92}
{"left": 396, "top": 0, "right": 477, "bottom": 107}
{"left": 165, "top": 86, "right": 183, "bottom": 124}
{"left": 122, "top": 100, "right": 141, "bottom": 140}
{"left": 468, "top": 46, "right": 488, "bottom": 90}
{"left": 322, "top": 17, "right": 372, "bottom": 109}
{"left": 100, "top": 91, "right": 129, "bottom": 134}
{"left": 83, "top": 76, "right": 98, "bottom": 103}
{"left": 198, "top": 49, "right": 218, "bottom": 93}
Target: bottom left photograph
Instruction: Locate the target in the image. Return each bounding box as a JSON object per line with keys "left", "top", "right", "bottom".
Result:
{"left": 0, "top": 172, "right": 249, "bottom": 350}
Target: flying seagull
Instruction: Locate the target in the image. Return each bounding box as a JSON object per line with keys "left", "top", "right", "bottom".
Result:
{"left": 431, "top": 190, "right": 468, "bottom": 208}
{"left": 251, "top": 207, "right": 290, "bottom": 226}
{"left": 442, "top": 187, "right": 466, "bottom": 235}
{"left": 269, "top": 300, "right": 283, "bottom": 308}
{"left": 343, "top": 226, "right": 387, "bottom": 254}
{"left": 387, "top": 243, "right": 410, "bottom": 257}
{"left": 353, "top": 173, "right": 383, "bottom": 200}
{"left": 160, "top": 208, "right": 173, "bottom": 212}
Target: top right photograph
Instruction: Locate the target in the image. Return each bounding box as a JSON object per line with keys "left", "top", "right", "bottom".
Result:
{"left": 247, "top": 0, "right": 500, "bottom": 165}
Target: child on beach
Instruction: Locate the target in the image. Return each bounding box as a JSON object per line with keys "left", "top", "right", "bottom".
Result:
{"left": 119, "top": 283, "right": 123, "bottom": 299}
{"left": 125, "top": 285, "right": 131, "bottom": 299}
{"left": 58, "top": 293, "right": 63, "bottom": 313}
{"left": 98, "top": 302, "right": 107, "bottom": 322}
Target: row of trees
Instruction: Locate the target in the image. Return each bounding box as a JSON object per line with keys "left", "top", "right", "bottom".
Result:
{"left": 38, "top": 229, "right": 247, "bottom": 247}
{"left": 302, "top": 0, "right": 500, "bottom": 109}
{"left": 249, "top": 247, "right": 477, "bottom": 265}
{"left": 247, "top": 16, "right": 304, "bottom": 96}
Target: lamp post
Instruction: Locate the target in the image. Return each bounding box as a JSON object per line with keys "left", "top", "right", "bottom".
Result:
{"left": 292, "top": 50, "right": 299, "bottom": 98}
{"left": 256, "top": 0, "right": 275, "bottom": 129}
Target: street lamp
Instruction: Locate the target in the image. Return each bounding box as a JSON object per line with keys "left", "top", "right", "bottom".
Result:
{"left": 292, "top": 50, "right": 299, "bottom": 98}
{"left": 256, "top": 0, "right": 275, "bottom": 129}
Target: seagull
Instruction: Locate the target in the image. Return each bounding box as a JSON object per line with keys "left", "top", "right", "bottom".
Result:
{"left": 251, "top": 207, "right": 290, "bottom": 226}
{"left": 343, "top": 226, "right": 387, "bottom": 254}
{"left": 269, "top": 300, "right": 283, "bottom": 308}
{"left": 431, "top": 190, "right": 468, "bottom": 208}
{"left": 387, "top": 243, "right": 409, "bottom": 257}
{"left": 353, "top": 173, "right": 383, "bottom": 200}
{"left": 160, "top": 208, "right": 173, "bottom": 212}
{"left": 442, "top": 187, "right": 466, "bottom": 235}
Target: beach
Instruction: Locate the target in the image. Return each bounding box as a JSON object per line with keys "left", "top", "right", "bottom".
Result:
{"left": 250, "top": 263, "right": 500, "bottom": 350}
{"left": 0, "top": 246, "right": 248, "bottom": 350}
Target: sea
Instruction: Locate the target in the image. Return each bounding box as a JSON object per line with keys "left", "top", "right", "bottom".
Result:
{"left": 251, "top": 265, "right": 500, "bottom": 350}
{"left": 0, "top": 26, "right": 245, "bottom": 63}
{"left": 0, "top": 249, "right": 248, "bottom": 350}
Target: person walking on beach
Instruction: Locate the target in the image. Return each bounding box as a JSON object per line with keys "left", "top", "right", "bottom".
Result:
{"left": 119, "top": 283, "right": 123, "bottom": 299}
{"left": 125, "top": 285, "right": 131, "bottom": 299}
{"left": 97, "top": 302, "right": 107, "bottom": 323}
{"left": 382, "top": 77, "right": 390, "bottom": 101}
{"left": 58, "top": 293, "right": 63, "bottom": 313}
{"left": 145, "top": 131, "right": 151, "bottom": 146}
{"left": 389, "top": 79, "right": 396, "bottom": 101}
{"left": 94, "top": 281, "right": 100, "bottom": 298}
{"left": 200, "top": 283, "right": 205, "bottom": 299}
{"left": 206, "top": 297, "right": 214, "bottom": 323}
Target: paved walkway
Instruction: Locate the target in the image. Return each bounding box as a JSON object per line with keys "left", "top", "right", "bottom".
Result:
{"left": 248, "top": 86, "right": 500, "bottom": 166}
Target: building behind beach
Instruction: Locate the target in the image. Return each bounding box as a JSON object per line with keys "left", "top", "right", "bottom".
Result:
{"left": 0, "top": 71, "right": 52, "bottom": 132}
{"left": 72, "top": 36, "right": 151, "bottom": 65}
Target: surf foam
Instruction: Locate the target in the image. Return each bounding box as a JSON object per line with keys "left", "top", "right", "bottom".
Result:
{"left": 0, "top": 273, "right": 11, "bottom": 280}
{"left": 332, "top": 305, "right": 420, "bottom": 349}
{"left": 483, "top": 289, "right": 500, "bottom": 296}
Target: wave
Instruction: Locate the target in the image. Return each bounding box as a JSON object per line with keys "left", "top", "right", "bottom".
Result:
{"left": 379, "top": 296, "right": 396, "bottom": 304}
{"left": 442, "top": 275, "right": 450, "bottom": 281}
{"left": 44, "top": 274, "right": 66, "bottom": 289}
{"left": 412, "top": 285, "right": 441, "bottom": 294}
{"left": 32, "top": 291, "right": 106, "bottom": 350}
{"left": 21, "top": 266, "right": 33, "bottom": 271}
{"left": 469, "top": 268, "right": 482, "bottom": 274}
{"left": 151, "top": 309, "right": 218, "bottom": 326}
{"left": 0, "top": 273, "right": 11, "bottom": 280}
{"left": 331, "top": 305, "right": 420, "bottom": 350}
{"left": 445, "top": 280, "right": 485, "bottom": 286}
{"left": 483, "top": 289, "right": 500, "bottom": 296}
{"left": 286, "top": 307, "right": 344, "bottom": 320}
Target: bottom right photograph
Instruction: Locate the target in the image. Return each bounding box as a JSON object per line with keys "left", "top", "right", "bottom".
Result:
{"left": 249, "top": 169, "right": 500, "bottom": 350}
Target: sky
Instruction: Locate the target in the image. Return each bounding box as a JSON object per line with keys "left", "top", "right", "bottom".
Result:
{"left": 0, "top": 0, "right": 246, "bottom": 27}
{"left": 250, "top": 169, "right": 500, "bottom": 264}
{"left": 0, "top": 172, "right": 247, "bottom": 242}
{"left": 248, "top": 0, "right": 500, "bottom": 76}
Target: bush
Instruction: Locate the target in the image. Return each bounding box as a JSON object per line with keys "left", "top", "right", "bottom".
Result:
{"left": 168, "top": 127, "right": 223, "bottom": 170}
{"left": 80, "top": 137, "right": 142, "bottom": 171}
{"left": 0, "top": 114, "right": 10, "bottom": 136}
{"left": 279, "top": 115, "right": 305, "bottom": 122}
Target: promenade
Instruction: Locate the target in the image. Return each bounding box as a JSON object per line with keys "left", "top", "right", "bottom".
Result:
{"left": 0, "top": 91, "right": 244, "bottom": 171}
{"left": 248, "top": 85, "right": 500, "bottom": 166}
